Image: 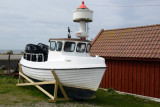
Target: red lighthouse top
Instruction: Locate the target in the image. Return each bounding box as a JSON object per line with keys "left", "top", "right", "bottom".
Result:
{"left": 78, "top": 1, "right": 88, "bottom": 9}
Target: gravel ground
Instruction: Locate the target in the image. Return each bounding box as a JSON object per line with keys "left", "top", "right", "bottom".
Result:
{"left": 0, "top": 102, "right": 100, "bottom": 107}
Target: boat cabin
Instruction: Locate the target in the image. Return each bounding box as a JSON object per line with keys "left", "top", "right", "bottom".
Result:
{"left": 49, "top": 38, "right": 91, "bottom": 53}
{"left": 23, "top": 38, "right": 91, "bottom": 62}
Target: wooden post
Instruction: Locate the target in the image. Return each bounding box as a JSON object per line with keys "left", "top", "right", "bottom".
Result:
{"left": 18, "top": 63, "right": 23, "bottom": 84}
{"left": 51, "top": 70, "right": 69, "bottom": 101}
{"left": 8, "top": 54, "right": 10, "bottom": 73}
{"left": 17, "top": 63, "right": 70, "bottom": 102}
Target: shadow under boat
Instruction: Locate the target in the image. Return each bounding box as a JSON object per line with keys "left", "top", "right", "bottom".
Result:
{"left": 28, "top": 76, "right": 95, "bottom": 99}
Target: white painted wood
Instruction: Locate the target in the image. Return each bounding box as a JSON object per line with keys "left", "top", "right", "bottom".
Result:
{"left": 21, "top": 65, "right": 105, "bottom": 91}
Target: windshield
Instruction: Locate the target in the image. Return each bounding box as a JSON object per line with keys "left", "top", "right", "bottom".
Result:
{"left": 64, "top": 42, "right": 75, "bottom": 52}
{"left": 76, "top": 43, "right": 86, "bottom": 52}
{"left": 50, "top": 41, "right": 56, "bottom": 51}
{"left": 86, "top": 43, "right": 91, "bottom": 53}
{"left": 56, "top": 41, "right": 63, "bottom": 51}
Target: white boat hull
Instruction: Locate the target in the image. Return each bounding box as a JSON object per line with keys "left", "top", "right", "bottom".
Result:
{"left": 21, "top": 64, "right": 105, "bottom": 91}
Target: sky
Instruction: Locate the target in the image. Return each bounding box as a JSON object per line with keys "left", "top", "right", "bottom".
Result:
{"left": 0, "top": 0, "right": 160, "bottom": 50}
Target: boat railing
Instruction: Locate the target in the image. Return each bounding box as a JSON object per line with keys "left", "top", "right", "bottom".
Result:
{"left": 23, "top": 52, "right": 44, "bottom": 62}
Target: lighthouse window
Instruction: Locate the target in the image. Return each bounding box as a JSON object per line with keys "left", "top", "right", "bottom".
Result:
{"left": 56, "top": 41, "right": 63, "bottom": 51}
{"left": 86, "top": 44, "right": 91, "bottom": 53}
{"left": 76, "top": 43, "right": 86, "bottom": 52}
{"left": 64, "top": 42, "right": 75, "bottom": 52}
{"left": 50, "top": 41, "right": 56, "bottom": 51}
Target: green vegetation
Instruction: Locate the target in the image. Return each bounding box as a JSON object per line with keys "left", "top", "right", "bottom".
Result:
{"left": 86, "top": 89, "right": 160, "bottom": 107}
{"left": 0, "top": 75, "right": 48, "bottom": 106}
{"left": 0, "top": 75, "right": 160, "bottom": 107}
{"left": 6, "top": 50, "right": 13, "bottom": 54}
{"left": 0, "top": 70, "right": 3, "bottom": 73}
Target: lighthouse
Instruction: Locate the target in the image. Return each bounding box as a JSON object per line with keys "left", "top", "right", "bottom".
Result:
{"left": 73, "top": 1, "right": 93, "bottom": 39}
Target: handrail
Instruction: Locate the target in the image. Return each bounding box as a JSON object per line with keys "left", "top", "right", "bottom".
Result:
{"left": 24, "top": 52, "right": 44, "bottom": 62}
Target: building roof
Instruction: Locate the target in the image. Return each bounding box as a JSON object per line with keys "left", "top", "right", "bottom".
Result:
{"left": 49, "top": 38, "right": 91, "bottom": 42}
{"left": 90, "top": 24, "right": 160, "bottom": 59}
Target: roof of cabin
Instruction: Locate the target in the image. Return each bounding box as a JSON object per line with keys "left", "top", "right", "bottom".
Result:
{"left": 49, "top": 38, "right": 91, "bottom": 42}
{"left": 90, "top": 24, "right": 160, "bottom": 59}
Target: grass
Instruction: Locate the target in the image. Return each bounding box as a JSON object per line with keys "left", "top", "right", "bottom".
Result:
{"left": 0, "top": 75, "right": 160, "bottom": 107}
{"left": 0, "top": 75, "right": 48, "bottom": 106}
{"left": 0, "top": 70, "right": 3, "bottom": 73}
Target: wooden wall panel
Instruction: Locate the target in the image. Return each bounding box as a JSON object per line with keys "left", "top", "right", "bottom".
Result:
{"left": 105, "top": 61, "right": 109, "bottom": 89}
{"left": 150, "top": 62, "right": 155, "bottom": 97}
{"left": 121, "top": 61, "right": 125, "bottom": 92}
{"left": 99, "top": 80, "right": 102, "bottom": 88}
{"left": 128, "top": 62, "right": 133, "bottom": 93}
{"left": 118, "top": 61, "right": 122, "bottom": 91}
{"left": 132, "top": 61, "right": 137, "bottom": 94}
{"left": 125, "top": 61, "right": 129, "bottom": 92}
{"left": 108, "top": 60, "right": 112, "bottom": 88}
{"left": 111, "top": 61, "right": 115, "bottom": 89}
{"left": 154, "top": 62, "right": 159, "bottom": 98}
{"left": 114, "top": 61, "right": 118, "bottom": 90}
{"left": 145, "top": 62, "right": 150, "bottom": 96}
{"left": 136, "top": 62, "right": 141, "bottom": 95}
{"left": 100, "top": 59, "right": 160, "bottom": 98}
{"left": 102, "top": 70, "right": 106, "bottom": 88}
{"left": 159, "top": 63, "right": 160, "bottom": 98}
{"left": 140, "top": 62, "right": 145, "bottom": 95}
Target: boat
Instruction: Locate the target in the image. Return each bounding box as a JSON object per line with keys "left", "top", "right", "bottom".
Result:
{"left": 20, "top": 1, "right": 106, "bottom": 99}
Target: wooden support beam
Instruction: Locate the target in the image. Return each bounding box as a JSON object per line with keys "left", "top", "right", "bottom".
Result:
{"left": 16, "top": 81, "right": 56, "bottom": 86}
{"left": 51, "top": 70, "right": 69, "bottom": 101}
{"left": 17, "top": 63, "right": 70, "bottom": 102}
{"left": 18, "top": 72, "right": 55, "bottom": 100}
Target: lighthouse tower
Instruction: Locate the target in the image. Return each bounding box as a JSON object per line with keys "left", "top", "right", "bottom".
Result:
{"left": 73, "top": 1, "right": 93, "bottom": 39}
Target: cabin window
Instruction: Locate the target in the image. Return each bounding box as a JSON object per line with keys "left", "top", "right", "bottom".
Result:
{"left": 86, "top": 44, "right": 91, "bottom": 53}
{"left": 50, "top": 41, "right": 56, "bottom": 51}
{"left": 56, "top": 41, "right": 63, "bottom": 51}
{"left": 64, "top": 42, "right": 75, "bottom": 52}
{"left": 76, "top": 43, "right": 86, "bottom": 52}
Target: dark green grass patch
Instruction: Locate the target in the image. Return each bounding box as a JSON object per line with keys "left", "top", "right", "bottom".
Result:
{"left": 0, "top": 70, "right": 3, "bottom": 73}
{"left": 83, "top": 89, "right": 160, "bottom": 107}
{"left": 0, "top": 75, "right": 48, "bottom": 105}
{"left": 0, "top": 75, "right": 160, "bottom": 107}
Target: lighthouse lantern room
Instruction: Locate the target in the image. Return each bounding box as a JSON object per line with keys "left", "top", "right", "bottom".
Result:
{"left": 73, "top": 1, "right": 93, "bottom": 39}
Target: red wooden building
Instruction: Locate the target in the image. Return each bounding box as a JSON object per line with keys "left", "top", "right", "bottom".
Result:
{"left": 90, "top": 24, "right": 160, "bottom": 98}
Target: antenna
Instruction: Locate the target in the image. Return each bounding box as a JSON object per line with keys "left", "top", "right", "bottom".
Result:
{"left": 67, "top": 27, "right": 71, "bottom": 38}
